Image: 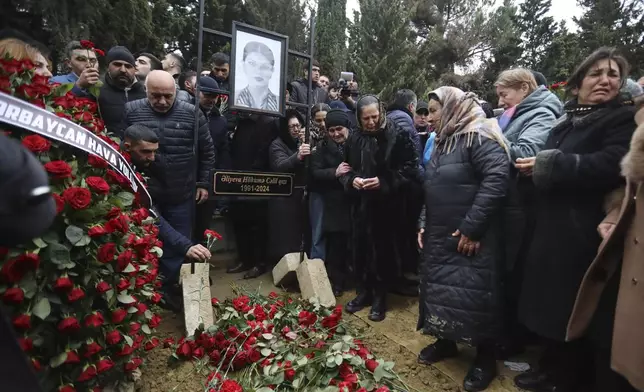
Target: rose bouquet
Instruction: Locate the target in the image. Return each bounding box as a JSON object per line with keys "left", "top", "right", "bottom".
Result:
{"left": 548, "top": 81, "right": 568, "bottom": 103}
{"left": 0, "top": 56, "right": 162, "bottom": 391}
{"left": 166, "top": 290, "right": 410, "bottom": 392}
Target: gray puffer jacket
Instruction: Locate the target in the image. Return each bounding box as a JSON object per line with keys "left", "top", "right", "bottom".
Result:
{"left": 124, "top": 99, "right": 215, "bottom": 204}
{"left": 503, "top": 86, "right": 563, "bottom": 160}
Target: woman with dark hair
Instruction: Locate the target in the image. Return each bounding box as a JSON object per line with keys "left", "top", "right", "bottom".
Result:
{"left": 416, "top": 87, "right": 512, "bottom": 392}
{"left": 266, "top": 110, "right": 311, "bottom": 272}
{"left": 339, "top": 95, "right": 420, "bottom": 322}
{"left": 514, "top": 47, "right": 636, "bottom": 391}
{"left": 236, "top": 41, "right": 278, "bottom": 111}
{"left": 308, "top": 103, "right": 332, "bottom": 260}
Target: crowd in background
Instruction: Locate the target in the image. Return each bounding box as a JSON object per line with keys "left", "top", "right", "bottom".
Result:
{"left": 2, "top": 29, "right": 644, "bottom": 392}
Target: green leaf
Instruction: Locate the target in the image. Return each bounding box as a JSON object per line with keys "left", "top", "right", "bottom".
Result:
{"left": 145, "top": 310, "right": 153, "bottom": 320}
{"left": 117, "top": 293, "right": 136, "bottom": 304}
{"left": 262, "top": 333, "right": 274, "bottom": 340}
{"left": 261, "top": 348, "right": 272, "bottom": 357}
{"left": 334, "top": 354, "right": 343, "bottom": 366}
{"left": 65, "top": 225, "right": 85, "bottom": 245}
{"left": 123, "top": 334, "right": 133, "bottom": 347}
{"left": 52, "top": 82, "right": 75, "bottom": 96}
{"left": 263, "top": 363, "right": 271, "bottom": 377}
{"left": 42, "top": 231, "right": 59, "bottom": 244}
{"left": 142, "top": 325, "right": 151, "bottom": 334}
{"left": 105, "top": 289, "right": 114, "bottom": 302}
{"left": 296, "top": 356, "right": 308, "bottom": 367}
{"left": 270, "top": 371, "right": 284, "bottom": 385}
{"left": 150, "top": 246, "right": 163, "bottom": 257}
{"left": 88, "top": 84, "right": 101, "bottom": 98}
{"left": 116, "top": 192, "right": 135, "bottom": 207}
{"left": 128, "top": 306, "right": 138, "bottom": 314}
{"left": 32, "top": 297, "right": 51, "bottom": 320}
{"left": 22, "top": 277, "right": 38, "bottom": 299}
{"left": 292, "top": 374, "right": 304, "bottom": 388}
{"left": 123, "top": 264, "right": 137, "bottom": 273}
{"left": 373, "top": 364, "right": 387, "bottom": 382}
{"left": 32, "top": 238, "right": 47, "bottom": 248}
{"left": 50, "top": 352, "right": 68, "bottom": 368}
{"left": 74, "top": 235, "right": 91, "bottom": 247}
{"left": 256, "top": 388, "right": 275, "bottom": 392}
{"left": 46, "top": 242, "right": 70, "bottom": 265}
{"left": 383, "top": 361, "right": 395, "bottom": 371}
{"left": 331, "top": 342, "right": 343, "bottom": 352}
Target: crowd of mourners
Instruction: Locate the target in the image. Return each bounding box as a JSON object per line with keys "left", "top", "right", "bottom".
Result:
{"left": 2, "top": 29, "right": 644, "bottom": 392}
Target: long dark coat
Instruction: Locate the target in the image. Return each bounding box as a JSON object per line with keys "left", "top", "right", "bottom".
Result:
{"left": 518, "top": 102, "right": 636, "bottom": 341}
{"left": 310, "top": 137, "right": 351, "bottom": 233}
{"left": 417, "top": 136, "right": 511, "bottom": 344}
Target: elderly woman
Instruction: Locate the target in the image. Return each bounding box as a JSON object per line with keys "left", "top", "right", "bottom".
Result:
{"left": 416, "top": 87, "right": 511, "bottom": 392}
{"left": 339, "top": 95, "right": 420, "bottom": 322}
{"left": 514, "top": 48, "right": 636, "bottom": 391}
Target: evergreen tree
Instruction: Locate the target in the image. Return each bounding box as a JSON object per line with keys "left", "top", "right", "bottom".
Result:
{"left": 315, "top": 0, "right": 348, "bottom": 81}
{"left": 538, "top": 21, "right": 583, "bottom": 83}
{"left": 517, "top": 0, "right": 556, "bottom": 68}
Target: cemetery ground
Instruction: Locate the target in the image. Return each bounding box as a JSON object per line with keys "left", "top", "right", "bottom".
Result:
{"left": 139, "top": 250, "right": 528, "bottom": 392}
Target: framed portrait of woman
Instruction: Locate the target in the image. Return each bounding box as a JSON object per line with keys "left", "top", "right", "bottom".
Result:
{"left": 229, "top": 22, "right": 289, "bottom": 117}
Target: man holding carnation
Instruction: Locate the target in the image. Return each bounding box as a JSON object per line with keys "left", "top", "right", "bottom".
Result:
{"left": 50, "top": 40, "right": 100, "bottom": 97}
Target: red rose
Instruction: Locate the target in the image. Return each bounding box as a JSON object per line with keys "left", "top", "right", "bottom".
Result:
{"left": 285, "top": 367, "right": 296, "bottom": 381}
{"left": 58, "top": 384, "right": 76, "bottom": 392}
{"left": 1, "top": 253, "right": 40, "bottom": 283}
{"left": 0, "top": 76, "right": 10, "bottom": 92}
{"left": 88, "top": 155, "right": 109, "bottom": 168}
{"left": 117, "top": 278, "right": 130, "bottom": 292}
{"left": 220, "top": 380, "right": 243, "bottom": 392}
{"left": 53, "top": 193, "right": 65, "bottom": 214}
{"left": 22, "top": 135, "right": 51, "bottom": 153}
{"left": 150, "top": 292, "right": 162, "bottom": 304}
{"left": 163, "top": 337, "right": 175, "bottom": 348}
{"left": 211, "top": 298, "right": 219, "bottom": 306}
{"left": 67, "top": 286, "right": 85, "bottom": 302}
{"left": 97, "top": 243, "right": 116, "bottom": 264}
{"left": 73, "top": 111, "right": 94, "bottom": 123}
{"left": 13, "top": 314, "right": 31, "bottom": 330}
{"left": 208, "top": 349, "right": 221, "bottom": 363}
{"left": 106, "top": 207, "right": 122, "bottom": 219}
{"left": 53, "top": 95, "right": 75, "bottom": 110}
{"left": 111, "top": 308, "right": 127, "bottom": 324}
{"left": 116, "top": 343, "right": 134, "bottom": 356}
{"left": 117, "top": 250, "right": 134, "bottom": 272}
{"left": 176, "top": 342, "right": 192, "bottom": 358}
{"left": 366, "top": 359, "right": 378, "bottom": 372}
{"left": 62, "top": 187, "right": 92, "bottom": 210}
{"left": 77, "top": 364, "right": 97, "bottom": 382}
{"left": 54, "top": 274, "right": 73, "bottom": 291}
{"left": 149, "top": 314, "right": 161, "bottom": 328}
{"left": 247, "top": 348, "right": 261, "bottom": 363}
{"left": 96, "top": 358, "right": 114, "bottom": 374}
{"left": 84, "top": 312, "right": 104, "bottom": 328}
{"left": 84, "top": 340, "right": 102, "bottom": 357}
{"left": 58, "top": 316, "right": 81, "bottom": 333}
{"left": 95, "top": 280, "right": 110, "bottom": 293}
{"left": 232, "top": 296, "right": 250, "bottom": 312}
{"left": 44, "top": 161, "right": 72, "bottom": 179}
{"left": 144, "top": 337, "right": 160, "bottom": 351}
{"left": 105, "top": 330, "right": 122, "bottom": 345}
{"left": 106, "top": 214, "right": 129, "bottom": 234}
{"left": 86, "top": 176, "right": 110, "bottom": 194}
{"left": 55, "top": 111, "right": 71, "bottom": 120}
{"left": 88, "top": 225, "right": 110, "bottom": 237}
{"left": 64, "top": 350, "right": 80, "bottom": 365}
{"left": 298, "top": 310, "right": 318, "bottom": 327}
{"left": 193, "top": 347, "right": 205, "bottom": 358}
{"left": 106, "top": 170, "right": 130, "bottom": 187}
{"left": 3, "top": 287, "right": 24, "bottom": 304}
{"left": 124, "top": 357, "right": 143, "bottom": 372}
{"left": 135, "top": 303, "right": 147, "bottom": 315}
{"left": 31, "top": 358, "right": 41, "bottom": 371}
{"left": 129, "top": 322, "right": 141, "bottom": 334}
{"left": 18, "top": 337, "right": 32, "bottom": 352}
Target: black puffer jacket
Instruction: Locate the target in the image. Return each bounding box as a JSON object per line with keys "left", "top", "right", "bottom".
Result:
{"left": 418, "top": 136, "right": 511, "bottom": 344}
{"left": 290, "top": 78, "right": 328, "bottom": 111}
{"left": 98, "top": 75, "right": 146, "bottom": 138}
{"left": 124, "top": 99, "right": 215, "bottom": 204}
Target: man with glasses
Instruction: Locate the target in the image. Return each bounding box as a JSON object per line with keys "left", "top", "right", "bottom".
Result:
{"left": 50, "top": 40, "right": 100, "bottom": 96}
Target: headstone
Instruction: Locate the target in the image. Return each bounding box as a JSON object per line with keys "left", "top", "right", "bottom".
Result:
{"left": 296, "top": 258, "right": 336, "bottom": 307}
{"left": 272, "top": 252, "right": 304, "bottom": 286}
{"left": 179, "top": 263, "right": 214, "bottom": 336}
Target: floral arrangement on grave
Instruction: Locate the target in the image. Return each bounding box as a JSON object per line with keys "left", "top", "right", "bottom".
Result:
{"left": 548, "top": 81, "right": 568, "bottom": 103}
{"left": 166, "top": 290, "right": 410, "bottom": 392}
{"left": 0, "top": 51, "right": 163, "bottom": 391}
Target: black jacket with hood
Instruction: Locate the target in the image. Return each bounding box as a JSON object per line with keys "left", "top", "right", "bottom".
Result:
{"left": 98, "top": 74, "right": 146, "bottom": 138}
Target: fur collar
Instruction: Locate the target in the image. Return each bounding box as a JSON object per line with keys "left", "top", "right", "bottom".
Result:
{"left": 621, "top": 121, "right": 644, "bottom": 183}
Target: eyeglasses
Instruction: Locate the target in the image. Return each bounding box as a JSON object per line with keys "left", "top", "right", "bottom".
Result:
{"left": 288, "top": 124, "right": 302, "bottom": 130}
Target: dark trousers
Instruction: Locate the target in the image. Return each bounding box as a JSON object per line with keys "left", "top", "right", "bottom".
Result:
{"left": 230, "top": 201, "right": 268, "bottom": 269}
{"left": 325, "top": 232, "right": 350, "bottom": 289}
{"left": 394, "top": 188, "right": 423, "bottom": 276}
{"left": 594, "top": 346, "right": 638, "bottom": 392}
{"left": 193, "top": 199, "right": 217, "bottom": 243}
{"left": 158, "top": 199, "right": 194, "bottom": 287}
{"left": 353, "top": 207, "right": 395, "bottom": 296}
{"left": 538, "top": 339, "right": 593, "bottom": 389}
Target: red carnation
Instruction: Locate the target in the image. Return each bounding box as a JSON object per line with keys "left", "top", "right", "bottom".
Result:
{"left": 64, "top": 350, "right": 81, "bottom": 365}
{"left": 219, "top": 380, "right": 243, "bottom": 392}
{"left": 79, "top": 40, "right": 95, "bottom": 49}
{"left": 96, "top": 358, "right": 114, "bottom": 374}
{"left": 97, "top": 243, "right": 116, "bottom": 264}
{"left": 58, "top": 384, "right": 76, "bottom": 392}
{"left": 105, "top": 330, "right": 122, "bottom": 345}
{"left": 77, "top": 364, "right": 97, "bottom": 382}
{"left": 53, "top": 193, "right": 65, "bottom": 214}
{"left": 149, "top": 314, "right": 161, "bottom": 328}
{"left": 84, "top": 340, "right": 102, "bottom": 357}
{"left": 204, "top": 229, "right": 222, "bottom": 240}
{"left": 84, "top": 312, "right": 104, "bottom": 328}
{"left": 2, "top": 287, "right": 24, "bottom": 304}
{"left": 62, "top": 187, "right": 92, "bottom": 210}
{"left": 53, "top": 274, "right": 73, "bottom": 291}
{"left": 44, "top": 161, "right": 72, "bottom": 179}
{"left": 111, "top": 308, "right": 127, "bottom": 324}
{"left": 58, "top": 316, "right": 81, "bottom": 333}
{"left": 67, "top": 286, "right": 85, "bottom": 302}
{"left": 88, "top": 154, "right": 109, "bottom": 168}
{"left": 86, "top": 176, "right": 110, "bottom": 194}
{"left": 13, "top": 314, "right": 31, "bottom": 330}
{"left": 94, "top": 48, "right": 105, "bottom": 57}
{"left": 95, "top": 280, "right": 110, "bottom": 293}
{"left": 22, "top": 135, "right": 51, "bottom": 153}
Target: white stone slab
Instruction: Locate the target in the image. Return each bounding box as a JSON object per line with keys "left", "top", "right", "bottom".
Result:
{"left": 272, "top": 252, "right": 305, "bottom": 286}
{"left": 180, "top": 263, "right": 214, "bottom": 336}
{"left": 296, "top": 258, "right": 336, "bottom": 307}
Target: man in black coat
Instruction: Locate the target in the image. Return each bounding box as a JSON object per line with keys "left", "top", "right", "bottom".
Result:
{"left": 290, "top": 60, "right": 328, "bottom": 112}
{"left": 123, "top": 70, "right": 215, "bottom": 306}
{"left": 98, "top": 46, "right": 146, "bottom": 137}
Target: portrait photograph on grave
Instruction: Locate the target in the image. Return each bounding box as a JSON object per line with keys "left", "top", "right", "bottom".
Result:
{"left": 230, "top": 22, "right": 288, "bottom": 116}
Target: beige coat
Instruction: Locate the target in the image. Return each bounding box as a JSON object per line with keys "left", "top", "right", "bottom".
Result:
{"left": 567, "top": 110, "right": 644, "bottom": 391}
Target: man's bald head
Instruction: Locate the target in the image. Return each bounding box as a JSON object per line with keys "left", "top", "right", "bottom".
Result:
{"left": 146, "top": 70, "right": 177, "bottom": 113}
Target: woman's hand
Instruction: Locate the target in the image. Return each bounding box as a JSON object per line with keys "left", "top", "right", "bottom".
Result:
{"left": 297, "top": 143, "right": 311, "bottom": 160}
{"left": 452, "top": 229, "right": 480, "bottom": 256}
{"left": 336, "top": 162, "right": 351, "bottom": 177}
{"left": 417, "top": 228, "right": 425, "bottom": 249}
{"left": 352, "top": 177, "right": 364, "bottom": 190}
{"left": 515, "top": 157, "right": 536, "bottom": 176}
{"left": 598, "top": 222, "right": 616, "bottom": 239}
{"left": 362, "top": 177, "right": 380, "bottom": 190}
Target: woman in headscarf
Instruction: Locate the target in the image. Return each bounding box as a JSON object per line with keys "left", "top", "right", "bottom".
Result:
{"left": 416, "top": 87, "right": 512, "bottom": 392}
{"left": 339, "top": 95, "right": 420, "bottom": 322}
